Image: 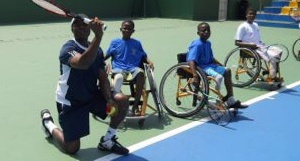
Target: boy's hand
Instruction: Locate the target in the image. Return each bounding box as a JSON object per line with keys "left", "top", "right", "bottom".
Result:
{"left": 148, "top": 62, "right": 154, "bottom": 70}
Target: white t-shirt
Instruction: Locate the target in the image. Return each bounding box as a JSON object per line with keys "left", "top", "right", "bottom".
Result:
{"left": 235, "top": 21, "right": 263, "bottom": 46}
{"left": 235, "top": 21, "right": 282, "bottom": 62}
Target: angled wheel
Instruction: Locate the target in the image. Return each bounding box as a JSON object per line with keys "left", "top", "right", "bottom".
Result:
{"left": 144, "top": 64, "right": 163, "bottom": 118}
{"left": 224, "top": 47, "right": 261, "bottom": 88}
{"left": 159, "top": 62, "right": 209, "bottom": 118}
{"left": 292, "top": 38, "right": 300, "bottom": 61}
{"left": 267, "top": 44, "right": 289, "bottom": 62}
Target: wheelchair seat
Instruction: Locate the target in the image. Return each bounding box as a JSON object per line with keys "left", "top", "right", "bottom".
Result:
{"left": 110, "top": 64, "right": 146, "bottom": 113}
{"left": 108, "top": 63, "right": 162, "bottom": 127}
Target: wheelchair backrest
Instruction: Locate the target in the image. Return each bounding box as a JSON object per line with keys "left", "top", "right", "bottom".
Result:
{"left": 177, "top": 53, "right": 187, "bottom": 63}
{"left": 176, "top": 53, "right": 192, "bottom": 78}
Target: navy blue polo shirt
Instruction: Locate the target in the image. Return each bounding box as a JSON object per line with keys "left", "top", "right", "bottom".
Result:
{"left": 56, "top": 39, "right": 105, "bottom": 106}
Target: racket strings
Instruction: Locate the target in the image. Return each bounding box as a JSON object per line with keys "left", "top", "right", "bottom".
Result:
{"left": 32, "top": 0, "right": 67, "bottom": 16}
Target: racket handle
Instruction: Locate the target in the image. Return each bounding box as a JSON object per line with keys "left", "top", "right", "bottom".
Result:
{"left": 82, "top": 18, "right": 107, "bottom": 31}
{"left": 82, "top": 18, "right": 91, "bottom": 24}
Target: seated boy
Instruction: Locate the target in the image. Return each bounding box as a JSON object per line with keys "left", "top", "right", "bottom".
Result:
{"left": 235, "top": 8, "right": 282, "bottom": 82}
{"left": 105, "top": 20, "right": 154, "bottom": 115}
{"left": 187, "top": 22, "right": 248, "bottom": 109}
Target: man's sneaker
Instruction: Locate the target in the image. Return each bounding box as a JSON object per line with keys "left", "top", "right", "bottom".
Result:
{"left": 98, "top": 135, "right": 129, "bottom": 155}
{"left": 228, "top": 100, "right": 248, "bottom": 109}
{"left": 40, "top": 109, "right": 54, "bottom": 138}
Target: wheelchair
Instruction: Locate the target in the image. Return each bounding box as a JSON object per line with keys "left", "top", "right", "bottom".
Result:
{"left": 158, "top": 53, "right": 232, "bottom": 126}
{"left": 224, "top": 46, "right": 288, "bottom": 89}
{"left": 292, "top": 36, "right": 300, "bottom": 61}
{"left": 122, "top": 64, "right": 163, "bottom": 126}
{"left": 94, "top": 63, "right": 163, "bottom": 127}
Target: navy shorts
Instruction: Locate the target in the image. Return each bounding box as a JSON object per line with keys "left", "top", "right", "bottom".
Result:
{"left": 56, "top": 91, "right": 107, "bottom": 142}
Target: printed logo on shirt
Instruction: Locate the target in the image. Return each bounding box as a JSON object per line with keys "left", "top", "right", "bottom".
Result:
{"left": 68, "top": 50, "right": 77, "bottom": 57}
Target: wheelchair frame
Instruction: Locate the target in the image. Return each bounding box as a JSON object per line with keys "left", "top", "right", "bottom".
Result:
{"left": 159, "top": 62, "right": 232, "bottom": 126}
{"left": 123, "top": 64, "right": 163, "bottom": 127}
{"left": 224, "top": 47, "right": 283, "bottom": 88}
{"left": 93, "top": 64, "right": 163, "bottom": 128}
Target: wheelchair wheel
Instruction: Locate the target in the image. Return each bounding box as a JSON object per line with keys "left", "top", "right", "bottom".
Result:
{"left": 144, "top": 64, "right": 163, "bottom": 118}
{"left": 292, "top": 38, "right": 300, "bottom": 61}
{"left": 159, "top": 62, "right": 209, "bottom": 118}
{"left": 267, "top": 44, "right": 289, "bottom": 62}
{"left": 224, "top": 47, "right": 261, "bottom": 88}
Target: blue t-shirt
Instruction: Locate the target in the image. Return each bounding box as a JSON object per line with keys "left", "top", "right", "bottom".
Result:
{"left": 106, "top": 38, "right": 147, "bottom": 71}
{"left": 56, "top": 40, "right": 105, "bottom": 106}
{"left": 186, "top": 39, "right": 214, "bottom": 68}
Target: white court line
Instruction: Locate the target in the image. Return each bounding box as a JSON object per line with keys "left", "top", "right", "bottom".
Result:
{"left": 243, "top": 81, "right": 300, "bottom": 105}
{"left": 96, "top": 81, "right": 300, "bottom": 161}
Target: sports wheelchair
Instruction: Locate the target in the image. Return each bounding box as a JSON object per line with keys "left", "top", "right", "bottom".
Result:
{"left": 224, "top": 45, "right": 288, "bottom": 89}
{"left": 158, "top": 53, "right": 233, "bottom": 126}
{"left": 94, "top": 63, "right": 163, "bottom": 127}
{"left": 292, "top": 36, "right": 300, "bottom": 61}
{"left": 122, "top": 64, "right": 163, "bottom": 125}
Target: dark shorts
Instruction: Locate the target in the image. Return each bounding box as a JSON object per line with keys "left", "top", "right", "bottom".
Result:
{"left": 56, "top": 91, "right": 107, "bottom": 142}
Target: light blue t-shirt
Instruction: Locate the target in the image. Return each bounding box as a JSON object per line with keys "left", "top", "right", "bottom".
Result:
{"left": 106, "top": 38, "right": 147, "bottom": 72}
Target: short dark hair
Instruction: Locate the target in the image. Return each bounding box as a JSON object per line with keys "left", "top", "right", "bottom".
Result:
{"left": 122, "top": 19, "right": 135, "bottom": 29}
{"left": 246, "top": 7, "right": 257, "bottom": 15}
{"left": 197, "top": 22, "right": 210, "bottom": 30}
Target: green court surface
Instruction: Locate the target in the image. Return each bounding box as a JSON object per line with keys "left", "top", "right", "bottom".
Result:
{"left": 0, "top": 18, "right": 299, "bottom": 161}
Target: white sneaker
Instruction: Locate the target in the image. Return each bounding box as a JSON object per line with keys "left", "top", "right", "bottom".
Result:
{"left": 40, "top": 109, "right": 54, "bottom": 138}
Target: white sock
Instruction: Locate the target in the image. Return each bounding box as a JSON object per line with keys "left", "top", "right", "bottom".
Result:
{"left": 214, "top": 74, "right": 223, "bottom": 90}
{"left": 113, "top": 73, "right": 124, "bottom": 93}
{"left": 227, "top": 96, "right": 236, "bottom": 106}
{"left": 103, "top": 127, "right": 117, "bottom": 141}
{"left": 44, "top": 119, "right": 57, "bottom": 134}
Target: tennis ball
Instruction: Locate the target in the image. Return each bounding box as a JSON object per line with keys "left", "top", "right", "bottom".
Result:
{"left": 106, "top": 106, "right": 117, "bottom": 117}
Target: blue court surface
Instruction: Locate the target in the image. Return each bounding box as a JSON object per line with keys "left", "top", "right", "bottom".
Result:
{"left": 99, "top": 81, "right": 300, "bottom": 161}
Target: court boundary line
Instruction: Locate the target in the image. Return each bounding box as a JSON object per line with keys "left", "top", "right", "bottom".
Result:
{"left": 96, "top": 81, "right": 300, "bottom": 161}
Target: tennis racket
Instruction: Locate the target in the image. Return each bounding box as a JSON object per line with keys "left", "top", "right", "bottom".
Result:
{"left": 31, "top": 0, "right": 106, "bottom": 30}
{"left": 144, "top": 64, "right": 163, "bottom": 118}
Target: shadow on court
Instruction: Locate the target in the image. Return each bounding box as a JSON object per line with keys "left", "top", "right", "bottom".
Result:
{"left": 281, "top": 88, "right": 300, "bottom": 97}
{"left": 43, "top": 140, "right": 106, "bottom": 161}
{"left": 245, "top": 82, "right": 283, "bottom": 91}
{"left": 114, "top": 154, "right": 150, "bottom": 161}
{"left": 92, "top": 112, "right": 173, "bottom": 131}
{"left": 72, "top": 148, "right": 107, "bottom": 161}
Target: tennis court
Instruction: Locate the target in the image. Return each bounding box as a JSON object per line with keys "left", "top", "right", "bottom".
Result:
{"left": 100, "top": 81, "right": 300, "bottom": 161}
{"left": 0, "top": 18, "right": 299, "bottom": 161}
